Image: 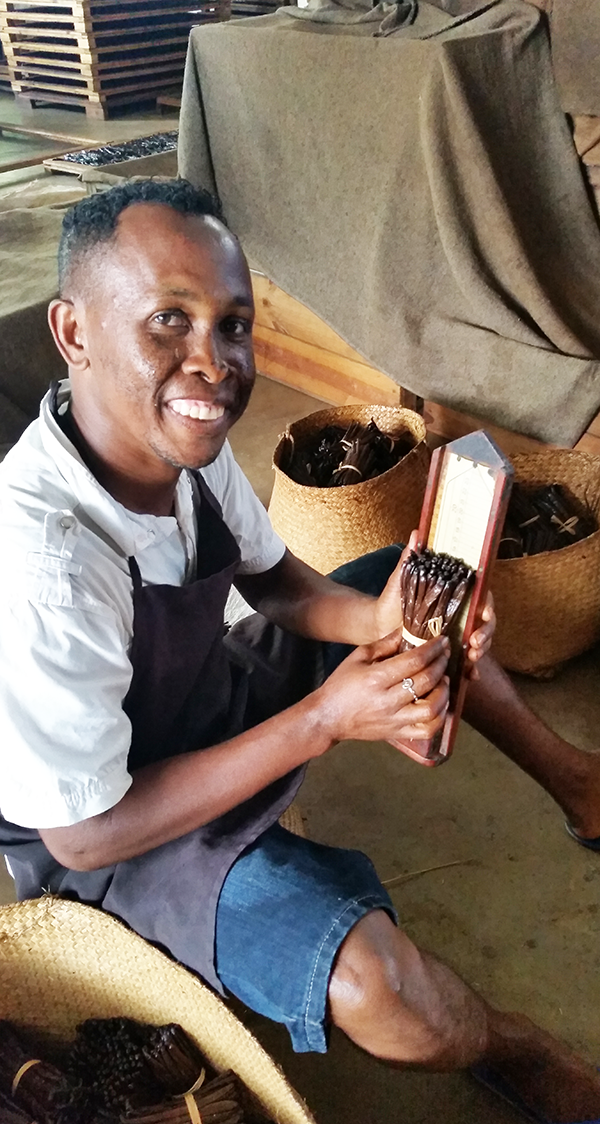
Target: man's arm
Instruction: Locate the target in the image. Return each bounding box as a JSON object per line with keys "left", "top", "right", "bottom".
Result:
{"left": 39, "top": 631, "right": 450, "bottom": 872}
{"left": 234, "top": 549, "right": 392, "bottom": 645}
{"left": 235, "top": 545, "right": 496, "bottom": 668}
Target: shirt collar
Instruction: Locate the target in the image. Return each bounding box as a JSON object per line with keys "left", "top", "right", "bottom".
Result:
{"left": 38, "top": 380, "right": 194, "bottom": 558}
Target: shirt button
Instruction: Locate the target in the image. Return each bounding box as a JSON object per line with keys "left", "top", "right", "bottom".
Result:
{"left": 60, "top": 515, "right": 76, "bottom": 530}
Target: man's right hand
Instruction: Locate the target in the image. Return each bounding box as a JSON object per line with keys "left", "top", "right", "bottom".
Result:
{"left": 313, "top": 631, "right": 451, "bottom": 746}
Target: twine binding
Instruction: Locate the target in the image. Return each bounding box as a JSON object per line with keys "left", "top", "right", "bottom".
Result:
{"left": 183, "top": 1069, "right": 206, "bottom": 1096}
{"left": 11, "top": 1058, "right": 41, "bottom": 1096}
{"left": 184, "top": 1092, "right": 202, "bottom": 1123}
{"left": 401, "top": 617, "right": 443, "bottom": 647}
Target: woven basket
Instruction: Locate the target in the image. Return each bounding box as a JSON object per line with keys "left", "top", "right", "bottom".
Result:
{"left": 268, "top": 405, "right": 430, "bottom": 574}
{"left": 0, "top": 896, "right": 316, "bottom": 1124}
{"left": 491, "top": 449, "right": 600, "bottom": 676}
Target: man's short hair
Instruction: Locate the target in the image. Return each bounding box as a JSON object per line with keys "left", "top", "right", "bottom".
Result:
{"left": 58, "top": 178, "right": 224, "bottom": 295}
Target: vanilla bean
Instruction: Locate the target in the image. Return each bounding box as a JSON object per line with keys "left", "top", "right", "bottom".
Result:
{"left": 0, "top": 1090, "right": 38, "bottom": 1124}
{"left": 124, "top": 1071, "right": 247, "bottom": 1124}
{"left": 142, "top": 1024, "right": 210, "bottom": 1096}
{"left": 497, "top": 483, "right": 596, "bottom": 558}
{"left": 400, "top": 549, "right": 474, "bottom": 650}
{"left": 0, "top": 1021, "right": 65, "bottom": 1123}
{"left": 285, "top": 419, "right": 414, "bottom": 488}
{"left": 57, "top": 1018, "right": 164, "bottom": 1119}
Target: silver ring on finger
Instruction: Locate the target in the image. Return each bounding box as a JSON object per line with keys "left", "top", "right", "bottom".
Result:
{"left": 401, "top": 677, "right": 419, "bottom": 703}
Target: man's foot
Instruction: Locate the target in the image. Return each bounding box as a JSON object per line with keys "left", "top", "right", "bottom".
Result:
{"left": 565, "top": 821, "right": 600, "bottom": 852}
{"left": 560, "top": 751, "right": 600, "bottom": 841}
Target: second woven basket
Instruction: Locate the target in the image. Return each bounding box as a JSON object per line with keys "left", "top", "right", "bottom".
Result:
{"left": 491, "top": 448, "right": 600, "bottom": 676}
{"left": 268, "top": 405, "right": 429, "bottom": 575}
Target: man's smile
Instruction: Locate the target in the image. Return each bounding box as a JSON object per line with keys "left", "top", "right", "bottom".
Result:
{"left": 166, "top": 398, "right": 226, "bottom": 421}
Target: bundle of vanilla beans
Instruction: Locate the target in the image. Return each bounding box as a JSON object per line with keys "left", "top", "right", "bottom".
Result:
{"left": 283, "top": 419, "right": 415, "bottom": 487}
{"left": 399, "top": 548, "right": 475, "bottom": 651}
{"left": 0, "top": 1018, "right": 269, "bottom": 1124}
{"left": 497, "top": 483, "right": 596, "bottom": 559}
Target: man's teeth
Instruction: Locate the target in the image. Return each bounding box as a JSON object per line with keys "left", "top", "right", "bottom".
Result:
{"left": 170, "top": 400, "right": 225, "bottom": 420}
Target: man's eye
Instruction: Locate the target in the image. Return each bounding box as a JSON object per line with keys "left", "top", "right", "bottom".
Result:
{"left": 152, "top": 311, "right": 187, "bottom": 328}
{"left": 221, "top": 316, "right": 252, "bottom": 338}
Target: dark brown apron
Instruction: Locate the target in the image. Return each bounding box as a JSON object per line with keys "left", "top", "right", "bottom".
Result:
{"left": 0, "top": 470, "right": 320, "bottom": 993}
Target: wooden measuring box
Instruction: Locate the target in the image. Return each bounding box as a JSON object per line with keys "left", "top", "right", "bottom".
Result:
{"left": 389, "top": 430, "right": 514, "bottom": 766}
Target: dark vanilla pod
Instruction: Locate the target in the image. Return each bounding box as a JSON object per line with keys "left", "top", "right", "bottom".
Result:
{"left": 142, "top": 1023, "right": 210, "bottom": 1095}
{"left": 286, "top": 419, "right": 414, "bottom": 488}
{"left": 400, "top": 548, "right": 475, "bottom": 652}
{"left": 123, "top": 1070, "right": 249, "bottom": 1124}
{"left": 0, "top": 1089, "right": 38, "bottom": 1123}
{"left": 0, "top": 1020, "right": 65, "bottom": 1123}
{"left": 497, "top": 483, "right": 596, "bottom": 559}
{"left": 55, "top": 1018, "right": 164, "bottom": 1119}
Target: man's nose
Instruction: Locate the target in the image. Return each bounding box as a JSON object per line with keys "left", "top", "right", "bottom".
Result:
{"left": 180, "top": 328, "right": 229, "bottom": 383}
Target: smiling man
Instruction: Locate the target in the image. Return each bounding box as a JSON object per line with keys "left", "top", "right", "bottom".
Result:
{"left": 0, "top": 179, "right": 599, "bottom": 1124}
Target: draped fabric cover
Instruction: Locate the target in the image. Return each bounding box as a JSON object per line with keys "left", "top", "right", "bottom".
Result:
{"left": 179, "top": 0, "right": 600, "bottom": 445}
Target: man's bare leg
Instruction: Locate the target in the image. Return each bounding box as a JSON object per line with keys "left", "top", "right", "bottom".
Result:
{"left": 463, "top": 655, "right": 600, "bottom": 840}
{"left": 330, "top": 911, "right": 600, "bottom": 1122}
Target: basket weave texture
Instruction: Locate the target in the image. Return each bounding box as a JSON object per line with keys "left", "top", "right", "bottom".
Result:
{"left": 491, "top": 449, "right": 600, "bottom": 676}
{"left": 268, "top": 405, "right": 429, "bottom": 575}
{"left": 0, "top": 897, "right": 316, "bottom": 1124}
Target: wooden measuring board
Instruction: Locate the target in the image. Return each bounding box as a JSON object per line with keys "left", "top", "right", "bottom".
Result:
{"left": 389, "top": 431, "right": 514, "bottom": 767}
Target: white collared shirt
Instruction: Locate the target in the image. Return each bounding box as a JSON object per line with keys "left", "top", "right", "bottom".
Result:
{"left": 0, "top": 381, "right": 286, "bottom": 830}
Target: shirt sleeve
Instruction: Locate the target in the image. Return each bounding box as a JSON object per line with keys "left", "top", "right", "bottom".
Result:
{"left": 201, "top": 442, "right": 286, "bottom": 574}
{"left": 0, "top": 598, "right": 134, "bottom": 829}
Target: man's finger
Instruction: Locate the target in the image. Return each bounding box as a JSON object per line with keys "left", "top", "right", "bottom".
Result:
{"left": 393, "top": 681, "right": 450, "bottom": 739}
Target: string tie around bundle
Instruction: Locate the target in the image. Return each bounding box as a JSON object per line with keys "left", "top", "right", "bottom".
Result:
{"left": 181, "top": 1067, "right": 205, "bottom": 1122}
{"left": 184, "top": 1092, "right": 203, "bottom": 1123}
{"left": 401, "top": 616, "right": 443, "bottom": 647}
{"left": 401, "top": 625, "right": 426, "bottom": 647}
{"left": 11, "top": 1057, "right": 42, "bottom": 1096}
{"left": 331, "top": 464, "right": 363, "bottom": 478}
{"left": 519, "top": 515, "right": 540, "bottom": 528}
{"left": 551, "top": 513, "right": 579, "bottom": 536}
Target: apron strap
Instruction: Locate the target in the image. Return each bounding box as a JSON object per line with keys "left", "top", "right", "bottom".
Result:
{"left": 128, "top": 556, "right": 142, "bottom": 592}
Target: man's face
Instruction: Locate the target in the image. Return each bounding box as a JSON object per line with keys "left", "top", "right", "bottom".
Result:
{"left": 67, "top": 203, "right": 256, "bottom": 476}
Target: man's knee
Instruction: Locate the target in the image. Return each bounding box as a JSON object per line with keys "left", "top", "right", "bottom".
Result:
{"left": 327, "top": 910, "right": 472, "bottom": 1067}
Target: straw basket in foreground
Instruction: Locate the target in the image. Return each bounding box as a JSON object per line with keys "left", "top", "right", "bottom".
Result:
{"left": 268, "top": 405, "right": 429, "bottom": 575}
{"left": 0, "top": 896, "right": 316, "bottom": 1124}
{"left": 491, "top": 449, "right": 600, "bottom": 676}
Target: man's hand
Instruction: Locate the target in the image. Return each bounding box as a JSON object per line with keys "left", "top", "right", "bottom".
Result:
{"left": 372, "top": 531, "right": 496, "bottom": 679}
{"left": 313, "top": 631, "right": 451, "bottom": 744}
{"left": 465, "top": 591, "right": 495, "bottom": 680}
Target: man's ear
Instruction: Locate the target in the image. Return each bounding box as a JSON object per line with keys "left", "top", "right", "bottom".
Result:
{"left": 48, "top": 298, "right": 90, "bottom": 371}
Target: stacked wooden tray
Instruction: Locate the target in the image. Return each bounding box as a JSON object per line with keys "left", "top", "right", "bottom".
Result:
{"left": 0, "top": 34, "right": 11, "bottom": 89}
{"left": 0, "top": 0, "right": 231, "bottom": 119}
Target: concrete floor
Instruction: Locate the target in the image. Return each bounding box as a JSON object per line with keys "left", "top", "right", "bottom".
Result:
{"left": 0, "top": 93, "right": 599, "bottom": 1122}
{"left": 227, "top": 377, "right": 600, "bottom": 1124}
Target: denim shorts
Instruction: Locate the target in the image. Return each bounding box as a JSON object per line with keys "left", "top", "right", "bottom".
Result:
{"left": 214, "top": 822, "right": 397, "bottom": 1053}
{"left": 215, "top": 547, "right": 402, "bottom": 1053}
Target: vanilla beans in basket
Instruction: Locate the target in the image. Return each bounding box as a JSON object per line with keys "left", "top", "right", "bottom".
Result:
{"left": 400, "top": 548, "right": 475, "bottom": 651}
{"left": 498, "top": 483, "right": 596, "bottom": 559}
{"left": 284, "top": 419, "right": 415, "bottom": 487}
{"left": 0, "top": 1017, "right": 267, "bottom": 1124}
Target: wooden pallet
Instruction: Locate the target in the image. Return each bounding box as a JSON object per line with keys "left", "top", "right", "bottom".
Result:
{"left": 0, "top": 0, "right": 230, "bottom": 118}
